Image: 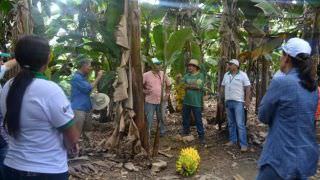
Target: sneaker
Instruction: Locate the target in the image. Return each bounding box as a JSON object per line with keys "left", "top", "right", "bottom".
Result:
{"left": 241, "top": 146, "right": 248, "bottom": 152}
{"left": 200, "top": 139, "right": 206, "bottom": 146}
{"left": 224, "top": 141, "right": 235, "bottom": 146}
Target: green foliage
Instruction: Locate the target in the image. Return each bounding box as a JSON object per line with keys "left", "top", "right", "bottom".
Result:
{"left": 0, "top": 0, "right": 13, "bottom": 14}
{"left": 166, "top": 28, "right": 193, "bottom": 62}
{"left": 97, "top": 71, "right": 117, "bottom": 95}
{"left": 153, "top": 25, "right": 165, "bottom": 60}
{"left": 190, "top": 41, "right": 201, "bottom": 60}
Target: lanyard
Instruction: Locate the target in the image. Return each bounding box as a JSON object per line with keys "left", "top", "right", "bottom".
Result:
{"left": 229, "top": 72, "right": 239, "bottom": 84}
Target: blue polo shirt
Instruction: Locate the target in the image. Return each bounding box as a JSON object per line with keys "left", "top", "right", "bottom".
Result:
{"left": 70, "top": 72, "right": 93, "bottom": 112}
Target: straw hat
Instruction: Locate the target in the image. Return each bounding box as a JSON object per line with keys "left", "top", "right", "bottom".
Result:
{"left": 91, "top": 93, "right": 110, "bottom": 110}
{"left": 188, "top": 59, "right": 200, "bottom": 68}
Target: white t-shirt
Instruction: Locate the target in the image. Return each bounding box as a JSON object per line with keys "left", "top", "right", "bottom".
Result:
{"left": 222, "top": 71, "right": 251, "bottom": 102}
{"left": 0, "top": 78, "right": 74, "bottom": 173}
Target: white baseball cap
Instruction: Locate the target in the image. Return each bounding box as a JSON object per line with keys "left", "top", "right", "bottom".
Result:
{"left": 151, "top": 57, "right": 161, "bottom": 65}
{"left": 282, "top": 38, "right": 311, "bottom": 58}
{"left": 228, "top": 59, "right": 239, "bottom": 67}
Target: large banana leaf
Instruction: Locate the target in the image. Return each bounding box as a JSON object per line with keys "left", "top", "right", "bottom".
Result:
{"left": 190, "top": 41, "right": 201, "bottom": 60}
{"left": 239, "top": 0, "right": 281, "bottom": 20}
{"left": 238, "top": 32, "right": 297, "bottom": 61}
{"left": 165, "top": 28, "right": 193, "bottom": 62}
{"left": 169, "top": 51, "right": 185, "bottom": 78}
{"left": 97, "top": 71, "right": 117, "bottom": 94}
{"left": 0, "top": 0, "right": 13, "bottom": 14}
{"left": 306, "top": 0, "right": 320, "bottom": 7}
{"left": 153, "top": 25, "right": 165, "bottom": 60}
{"left": 252, "top": 0, "right": 282, "bottom": 17}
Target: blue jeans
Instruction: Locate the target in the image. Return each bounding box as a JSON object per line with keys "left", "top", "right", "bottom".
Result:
{"left": 182, "top": 104, "right": 204, "bottom": 139}
{"left": 225, "top": 100, "right": 248, "bottom": 147}
{"left": 3, "top": 165, "right": 68, "bottom": 180}
{"left": 145, "top": 102, "right": 166, "bottom": 135}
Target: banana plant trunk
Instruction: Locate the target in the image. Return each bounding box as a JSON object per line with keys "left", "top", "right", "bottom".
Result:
{"left": 216, "top": 0, "right": 240, "bottom": 129}
{"left": 129, "top": 0, "right": 149, "bottom": 152}
{"left": 5, "top": 0, "right": 34, "bottom": 80}
{"left": 302, "top": 6, "right": 320, "bottom": 78}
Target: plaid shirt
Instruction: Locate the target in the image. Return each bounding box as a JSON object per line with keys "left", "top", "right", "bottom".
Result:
{"left": 258, "top": 68, "right": 319, "bottom": 179}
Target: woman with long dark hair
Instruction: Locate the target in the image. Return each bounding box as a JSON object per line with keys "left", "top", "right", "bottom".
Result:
{"left": 257, "top": 38, "right": 318, "bottom": 179}
{"left": 0, "top": 35, "right": 79, "bottom": 179}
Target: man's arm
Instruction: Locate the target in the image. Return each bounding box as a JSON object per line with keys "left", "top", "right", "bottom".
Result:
{"left": 91, "top": 70, "right": 104, "bottom": 88}
{"left": 244, "top": 86, "right": 251, "bottom": 108}
{"left": 242, "top": 73, "right": 251, "bottom": 108}
{"left": 220, "top": 86, "right": 225, "bottom": 101}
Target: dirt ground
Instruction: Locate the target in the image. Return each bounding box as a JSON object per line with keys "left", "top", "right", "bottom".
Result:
{"left": 68, "top": 99, "right": 320, "bottom": 180}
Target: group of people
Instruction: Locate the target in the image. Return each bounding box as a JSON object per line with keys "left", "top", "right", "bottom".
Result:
{"left": 0, "top": 35, "right": 317, "bottom": 179}
{"left": 144, "top": 38, "right": 320, "bottom": 179}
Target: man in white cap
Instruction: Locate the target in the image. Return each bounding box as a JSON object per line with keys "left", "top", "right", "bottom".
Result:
{"left": 181, "top": 59, "right": 206, "bottom": 145}
{"left": 143, "top": 58, "right": 171, "bottom": 137}
{"left": 257, "top": 38, "right": 318, "bottom": 179}
{"left": 221, "top": 59, "right": 251, "bottom": 152}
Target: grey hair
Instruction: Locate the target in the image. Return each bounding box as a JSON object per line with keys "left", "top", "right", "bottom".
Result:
{"left": 77, "top": 59, "right": 91, "bottom": 69}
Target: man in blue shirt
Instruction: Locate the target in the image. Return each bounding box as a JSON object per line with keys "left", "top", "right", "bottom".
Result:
{"left": 71, "top": 60, "right": 104, "bottom": 134}
{"left": 257, "top": 38, "right": 318, "bottom": 180}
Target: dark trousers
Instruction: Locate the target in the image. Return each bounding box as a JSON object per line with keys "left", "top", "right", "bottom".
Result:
{"left": 3, "top": 166, "right": 68, "bottom": 180}
{"left": 182, "top": 104, "right": 204, "bottom": 139}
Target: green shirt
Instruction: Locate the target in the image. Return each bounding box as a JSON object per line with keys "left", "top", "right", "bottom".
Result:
{"left": 182, "top": 72, "right": 205, "bottom": 107}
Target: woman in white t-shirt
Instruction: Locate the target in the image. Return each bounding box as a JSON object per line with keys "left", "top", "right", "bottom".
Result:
{"left": 1, "top": 35, "right": 80, "bottom": 179}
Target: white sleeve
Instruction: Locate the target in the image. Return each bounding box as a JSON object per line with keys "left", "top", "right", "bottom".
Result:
{"left": 0, "top": 65, "right": 7, "bottom": 80}
{"left": 221, "top": 74, "right": 227, "bottom": 86}
{"left": 0, "top": 80, "right": 12, "bottom": 117}
{"left": 242, "top": 73, "right": 251, "bottom": 86}
{"left": 46, "top": 88, "right": 74, "bottom": 129}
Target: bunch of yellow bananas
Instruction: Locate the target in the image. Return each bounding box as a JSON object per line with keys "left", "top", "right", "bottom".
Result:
{"left": 176, "top": 147, "right": 200, "bottom": 176}
{"left": 174, "top": 83, "right": 185, "bottom": 112}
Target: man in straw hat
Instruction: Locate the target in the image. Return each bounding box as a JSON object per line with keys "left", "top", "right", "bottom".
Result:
{"left": 143, "top": 58, "right": 171, "bottom": 137}
{"left": 221, "top": 59, "right": 251, "bottom": 152}
{"left": 181, "top": 59, "right": 206, "bottom": 145}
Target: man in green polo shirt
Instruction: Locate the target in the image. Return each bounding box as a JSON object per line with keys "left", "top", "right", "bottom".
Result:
{"left": 181, "top": 59, "right": 205, "bottom": 145}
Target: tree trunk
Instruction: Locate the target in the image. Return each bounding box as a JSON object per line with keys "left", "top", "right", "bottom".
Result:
{"left": 255, "top": 59, "right": 260, "bottom": 114}
{"left": 5, "top": 0, "right": 34, "bottom": 81}
{"left": 129, "top": 0, "right": 149, "bottom": 152}
{"left": 216, "top": 0, "right": 240, "bottom": 129}
{"left": 302, "top": 6, "right": 320, "bottom": 78}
